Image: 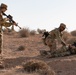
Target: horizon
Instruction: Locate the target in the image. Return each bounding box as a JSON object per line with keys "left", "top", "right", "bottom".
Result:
{"left": 0, "top": 0, "right": 76, "bottom": 32}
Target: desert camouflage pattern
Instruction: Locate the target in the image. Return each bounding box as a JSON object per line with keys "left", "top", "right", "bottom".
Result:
{"left": 0, "top": 13, "right": 13, "bottom": 54}
{"left": 42, "top": 28, "right": 66, "bottom": 53}
{"left": 40, "top": 43, "right": 76, "bottom": 58}
{"left": 49, "top": 28, "right": 63, "bottom": 43}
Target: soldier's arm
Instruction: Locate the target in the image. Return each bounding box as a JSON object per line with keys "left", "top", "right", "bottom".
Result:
{"left": 55, "top": 30, "right": 66, "bottom": 45}
{"left": 1, "top": 22, "right": 13, "bottom": 27}
{"left": 0, "top": 18, "right": 14, "bottom": 27}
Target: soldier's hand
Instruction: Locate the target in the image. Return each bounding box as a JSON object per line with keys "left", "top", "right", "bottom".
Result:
{"left": 4, "top": 18, "right": 10, "bottom": 21}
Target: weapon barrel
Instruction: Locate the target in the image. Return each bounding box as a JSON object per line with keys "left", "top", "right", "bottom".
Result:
{"left": 16, "top": 24, "right": 21, "bottom": 29}
{"left": 2, "top": 12, "right": 21, "bottom": 29}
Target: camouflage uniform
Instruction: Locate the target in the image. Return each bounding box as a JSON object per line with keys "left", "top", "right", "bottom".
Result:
{"left": 45, "top": 28, "right": 65, "bottom": 52}
{"left": 47, "top": 45, "right": 76, "bottom": 58}
{"left": 0, "top": 3, "right": 13, "bottom": 54}
{"left": 42, "top": 23, "right": 66, "bottom": 53}
{"left": 50, "top": 46, "right": 70, "bottom": 57}
{"left": 40, "top": 23, "right": 71, "bottom": 58}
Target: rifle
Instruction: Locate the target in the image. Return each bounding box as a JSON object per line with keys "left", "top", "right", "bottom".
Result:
{"left": 2, "top": 12, "right": 21, "bottom": 29}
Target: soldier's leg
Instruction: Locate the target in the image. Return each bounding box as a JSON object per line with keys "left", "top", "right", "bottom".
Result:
{"left": 50, "top": 40, "right": 57, "bottom": 53}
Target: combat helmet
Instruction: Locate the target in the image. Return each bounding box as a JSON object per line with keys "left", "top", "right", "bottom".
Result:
{"left": 0, "top": 3, "right": 7, "bottom": 9}
{"left": 60, "top": 23, "right": 66, "bottom": 28}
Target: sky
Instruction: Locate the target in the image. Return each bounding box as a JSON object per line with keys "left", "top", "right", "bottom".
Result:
{"left": 0, "top": 0, "right": 76, "bottom": 32}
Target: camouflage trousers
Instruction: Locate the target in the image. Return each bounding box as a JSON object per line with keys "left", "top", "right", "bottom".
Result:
{"left": 51, "top": 46, "right": 71, "bottom": 57}
{"left": 42, "top": 37, "right": 58, "bottom": 52}
{"left": 40, "top": 45, "right": 71, "bottom": 58}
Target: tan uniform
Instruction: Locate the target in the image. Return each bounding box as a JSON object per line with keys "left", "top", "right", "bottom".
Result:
{"left": 44, "top": 28, "right": 66, "bottom": 52}
{"left": 0, "top": 12, "right": 13, "bottom": 54}
{"left": 41, "top": 25, "right": 76, "bottom": 57}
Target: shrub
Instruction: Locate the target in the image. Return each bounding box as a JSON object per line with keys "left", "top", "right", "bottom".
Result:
{"left": 23, "top": 59, "right": 49, "bottom": 72}
{"left": 70, "top": 30, "right": 76, "bottom": 36}
{"left": 66, "top": 37, "right": 76, "bottom": 44}
{"left": 30, "top": 30, "right": 36, "bottom": 35}
{"left": 17, "top": 45, "right": 25, "bottom": 51}
{"left": 23, "top": 59, "right": 55, "bottom": 75}
{"left": 39, "top": 69, "right": 56, "bottom": 75}
{"left": 62, "top": 31, "right": 72, "bottom": 41}
{"left": 19, "top": 28, "right": 30, "bottom": 37}
{"left": 37, "top": 28, "right": 46, "bottom": 34}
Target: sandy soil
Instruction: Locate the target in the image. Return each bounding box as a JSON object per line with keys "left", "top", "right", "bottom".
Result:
{"left": 0, "top": 32, "right": 76, "bottom": 75}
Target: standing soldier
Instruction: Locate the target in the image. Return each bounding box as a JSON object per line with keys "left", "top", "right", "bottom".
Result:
{"left": 0, "top": 3, "right": 16, "bottom": 55}
{"left": 42, "top": 23, "right": 66, "bottom": 53}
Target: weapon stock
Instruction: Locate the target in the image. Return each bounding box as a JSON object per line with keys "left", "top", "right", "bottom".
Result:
{"left": 2, "top": 12, "right": 21, "bottom": 29}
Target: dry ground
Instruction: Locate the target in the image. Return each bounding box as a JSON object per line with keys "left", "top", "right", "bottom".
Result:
{"left": 0, "top": 32, "right": 76, "bottom": 75}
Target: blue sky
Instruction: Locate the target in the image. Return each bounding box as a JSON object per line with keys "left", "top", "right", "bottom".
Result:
{"left": 0, "top": 0, "right": 76, "bottom": 32}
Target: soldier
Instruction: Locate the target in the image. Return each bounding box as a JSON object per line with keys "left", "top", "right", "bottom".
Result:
{"left": 42, "top": 23, "right": 66, "bottom": 53}
{"left": 0, "top": 3, "right": 16, "bottom": 55}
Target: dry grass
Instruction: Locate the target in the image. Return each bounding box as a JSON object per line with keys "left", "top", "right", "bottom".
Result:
{"left": 30, "top": 30, "right": 36, "bottom": 35}
{"left": 62, "top": 31, "right": 76, "bottom": 44}
{"left": 23, "top": 59, "right": 55, "bottom": 75}
{"left": 23, "top": 59, "right": 49, "bottom": 72}
{"left": 70, "top": 30, "right": 76, "bottom": 36}
{"left": 17, "top": 45, "right": 25, "bottom": 51}
{"left": 62, "top": 31, "right": 72, "bottom": 41}
{"left": 1, "top": 28, "right": 76, "bottom": 75}
{"left": 37, "top": 28, "right": 46, "bottom": 34}
{"left": 66, "top": 37, "right": 76, "bottom": 44}
{"left": 39, "top": 69, "right": 56, "bottom": 75}
{"left": 19, "top": 28, "right": 30, "bottom": 37}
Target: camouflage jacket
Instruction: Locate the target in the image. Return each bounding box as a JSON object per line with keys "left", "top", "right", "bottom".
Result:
{"left": 49, "top": 28, "right": 64, "bottom": 43}
{"left": 0, "top": 11, "right": 12, "bottom": 31}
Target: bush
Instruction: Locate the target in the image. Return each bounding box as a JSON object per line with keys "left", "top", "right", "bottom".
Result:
{"left": 19, "top": 28, "right": 30, "bottom": 37}
{"left": 23, "top": 59, "right": 55, "bottom": 75}
{"left": 17, "top": 45, "right": 25, "bottom": 51}
{"left": 37, "top": 28, "right": 46, "bottom": 34}
{"left": 62, "top": 31, "right": 72, "bottom": 41}
{"left": 30, "top": 30, "right": 36, "bottom": 35}
{"left": 70, "top": 30, "right": 76, "bottom": 36}
{"left": 23, "top": 59, "right": 49, "bottom": 72}
{"left": 66, "top": 37, "right": 76, "bottom": 44}
{"left": 39, "top": 69, "right": 56, "bottom": 75}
